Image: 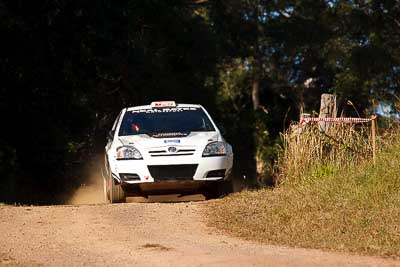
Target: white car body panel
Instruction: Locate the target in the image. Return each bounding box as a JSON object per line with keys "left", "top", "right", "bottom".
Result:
{"left": 105, "top": 103, "right": 233, "bottom": 190}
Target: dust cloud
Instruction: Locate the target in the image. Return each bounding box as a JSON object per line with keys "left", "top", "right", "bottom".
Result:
{"left": 67, "top": 180, "right": 104, "bottom": 205}
{"left": 66, "top": 156, "right": 105, "bottom": 205}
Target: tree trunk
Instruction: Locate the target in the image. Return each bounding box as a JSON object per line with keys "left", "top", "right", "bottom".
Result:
{"left": 251, "top": 2, "right": 268, "bottom": 185}
{"left": 252, "top": 71, "right": 268, "bottom": 184}
{"left": 252, "top": 78, "right": 264, "bottom": 184}
{"left": 252, "top": 79, "right": 260, "bottom": 111}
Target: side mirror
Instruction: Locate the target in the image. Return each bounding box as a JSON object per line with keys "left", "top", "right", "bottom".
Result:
{"left": 107, "top": 130, "right": 115, "bottom": 140}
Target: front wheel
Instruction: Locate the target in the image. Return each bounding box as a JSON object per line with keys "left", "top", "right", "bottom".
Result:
{"left": 102, "top": 169, "right": 109, "bottom": 203}
{"left": 101, "top": 166, "right": 110, "bottom": 204}
{"left": 109, "top": 174, "right": 126, "bottom": 203}
{"left": 203, "top": 179, "right": 232, "bottom": 200}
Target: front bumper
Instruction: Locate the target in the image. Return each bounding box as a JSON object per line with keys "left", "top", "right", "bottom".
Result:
{"left": 111, "top": 154, "right": 232, "bottom": 185}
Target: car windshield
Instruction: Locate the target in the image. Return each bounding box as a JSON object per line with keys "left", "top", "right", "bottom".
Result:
{"left": 118, "top": 107, "right": 215, "bottom": 136}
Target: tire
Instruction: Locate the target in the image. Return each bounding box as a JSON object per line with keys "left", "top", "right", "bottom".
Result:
{"left": 102, "top": 155, "right": 111, "bottom": 203}
{"left": 104, "top": 159, "right": 126, "bottom": 204}
{"left": 102, "top": 168, "right": 109, "bottom": 204}
{"left": 109, "top": 173, "right": 126, "bottom": 203}
{"left": 102, "top": 156, "right": 112, "bottom": 204}
{"left": 203, "top": 179, "right": 232, "bottom": 200}
{"left": 223, "top": 179, "right": 233, "bottom": 195}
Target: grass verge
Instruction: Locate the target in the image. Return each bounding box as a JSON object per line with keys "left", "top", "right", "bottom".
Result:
{"left": 205, "top": 133, "right": 400, "bottom": 257}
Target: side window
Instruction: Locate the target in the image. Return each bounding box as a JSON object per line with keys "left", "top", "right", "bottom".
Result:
{"left": 107, "top": 110, "right": 124, "bottom": 142}
{"left": 112, "top": 110, "right": 123, "bottom": 131}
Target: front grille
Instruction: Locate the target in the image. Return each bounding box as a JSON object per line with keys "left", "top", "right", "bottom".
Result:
{"left": 147, "top": 164, "right": 198, "bottom": 181}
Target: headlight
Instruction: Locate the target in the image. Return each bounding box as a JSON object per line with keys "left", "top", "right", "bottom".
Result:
{"left": 116, "top": 146, "right": 143, "bottom": 160}
{"left": 202, "top": 142, "right": 226, "bottom": 157}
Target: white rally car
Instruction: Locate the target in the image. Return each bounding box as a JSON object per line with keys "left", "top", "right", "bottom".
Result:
{"left": 103, "top": 101, "right": 233, "bottom": 203}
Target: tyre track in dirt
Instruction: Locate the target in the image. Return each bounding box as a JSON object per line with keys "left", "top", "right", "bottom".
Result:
{"left": 0, "top": 201, "right": 399, "bottom": 267}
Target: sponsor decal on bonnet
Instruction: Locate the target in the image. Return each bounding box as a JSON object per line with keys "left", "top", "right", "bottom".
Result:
{"left": 164, "top": 139, "right": 180, "bottom": 144}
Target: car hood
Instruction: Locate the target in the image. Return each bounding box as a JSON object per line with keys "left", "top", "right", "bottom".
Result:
{"left": 117, "top": 131, "right": 221, "bottom": 149}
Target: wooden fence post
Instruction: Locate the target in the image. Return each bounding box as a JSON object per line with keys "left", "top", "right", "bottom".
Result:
{"left": 371, "top": 116, "right": 377, "bottom": 165}
{"left": 319, "top": 94, "right": 337, "bottom": 132}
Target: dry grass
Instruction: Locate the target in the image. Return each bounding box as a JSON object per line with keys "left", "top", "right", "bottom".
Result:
{"left": 206, "top": 122, "right": 400, "bottom": 257}
{"left": 276, "top": 121, "right": 383, "bottom": 185}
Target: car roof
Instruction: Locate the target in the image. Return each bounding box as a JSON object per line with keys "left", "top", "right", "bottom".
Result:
{"left": 126, "top": 103, "right": 202, "bottom": 111}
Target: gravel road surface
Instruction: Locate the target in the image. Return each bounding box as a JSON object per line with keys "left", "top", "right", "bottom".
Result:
{"left": 0, "top": 199, "right": 399, "bottom": 267}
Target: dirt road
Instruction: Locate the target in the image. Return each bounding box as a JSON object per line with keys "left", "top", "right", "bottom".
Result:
{"left": 0, "top": 199, "right": 399, "bottom": 267}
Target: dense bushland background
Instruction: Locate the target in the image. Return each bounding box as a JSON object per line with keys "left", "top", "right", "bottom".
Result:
{"left": 0, "top": 0, "right": 399, "bottom": 204}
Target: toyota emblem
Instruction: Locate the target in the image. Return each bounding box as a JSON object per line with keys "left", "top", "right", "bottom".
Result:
{"left": 168, "top": 147, "right": 177, "bottom": 153}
